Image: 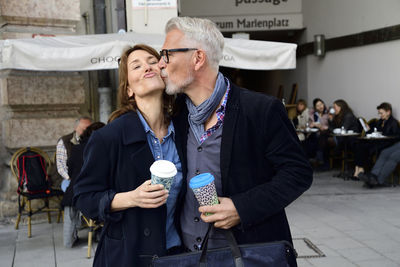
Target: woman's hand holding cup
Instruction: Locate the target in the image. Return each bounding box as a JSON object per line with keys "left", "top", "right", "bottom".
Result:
{"left": 129, "top": 180, "right": 169, "bottom": 209}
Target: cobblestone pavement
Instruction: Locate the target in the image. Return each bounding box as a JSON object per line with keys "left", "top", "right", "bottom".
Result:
{"left": 1, "top": 170, "right": 399, "bottom": 267}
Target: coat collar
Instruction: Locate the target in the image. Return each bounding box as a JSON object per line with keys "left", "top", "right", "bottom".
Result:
{"left": 220, "top": 82, "right": 240, "bottom": 194}
{"left": 120, "top": 111, "right": 148, "bottom": 145}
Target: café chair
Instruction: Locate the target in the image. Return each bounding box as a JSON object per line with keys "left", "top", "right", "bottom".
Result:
{"left": 10, "top": 147, "right": 63, "bottom": 238}
{"left": 288, "top": 83, "right": 298, "bottom": 104}
{"left": 81, "top": 215, "right": 103, "bottom": 258}
{"left": 367, "top": 118, "right": 378, "bottom": 129}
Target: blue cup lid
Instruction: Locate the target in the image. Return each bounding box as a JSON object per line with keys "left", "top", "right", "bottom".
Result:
{"left": 189, "top": 173, "right": 214, "bottom": 189}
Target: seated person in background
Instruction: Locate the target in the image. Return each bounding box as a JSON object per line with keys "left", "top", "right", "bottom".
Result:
{"left": 292, "top": 99, "right": 310, "bottom": 141}
{"left": 353, "top": 102, "right": 400, "bottom": 178}
{"left": 56, "top": 116, "right": 92, "bottom": 248}
{"left": 57, "top": 117, "right": 92, "bottom": 193}
{"left": 309, "top": 98, "right": 329, "bottom": 131}
{"left": 328, "top": 99, "right": 360, "bottom": 133}
{"left": 306, "top": 98, "right": 330, "bottom": 168}
{"left": 328, "top": 99, "right": 361, "bottom": 154}
{"left": 360, "top": 141, "right": 400, "bottom": 187}
{"left": 61, "top": 122, "right": 105, "bottom": 248}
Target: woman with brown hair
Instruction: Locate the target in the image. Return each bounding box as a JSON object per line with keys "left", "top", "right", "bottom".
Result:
{"left": 73, "top": 44, "right": 184, "bottom": 266}
{"left": 328, "top": 99, "right": 361, "bottom": 170}
{"left": 329, "top": 99, "right": 360, "bottom": 132}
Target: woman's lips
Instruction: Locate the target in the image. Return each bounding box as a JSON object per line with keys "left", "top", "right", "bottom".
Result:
{"left": 144, "top": 72, "right": 156, "bottom": 78}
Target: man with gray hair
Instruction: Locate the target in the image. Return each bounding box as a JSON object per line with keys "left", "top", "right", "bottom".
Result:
{"left": 159, "top": 17, "right": 312, "bottom": 266}
{"left": 56, "top": 116, "right": 92, "bottom": 247}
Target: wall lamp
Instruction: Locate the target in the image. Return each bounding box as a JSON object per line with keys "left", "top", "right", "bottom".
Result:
{"left": 314, "top": 34, "right": 325, "bottom": 57}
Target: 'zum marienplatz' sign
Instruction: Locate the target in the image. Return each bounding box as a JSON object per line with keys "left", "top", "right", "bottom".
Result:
{"left": 180, "top": 0, "right": 303, "bottom": 32}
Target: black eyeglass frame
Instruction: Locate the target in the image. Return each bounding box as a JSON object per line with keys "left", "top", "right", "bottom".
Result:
{"left": 159, "top": 48, "right": 198, "bottom": 63}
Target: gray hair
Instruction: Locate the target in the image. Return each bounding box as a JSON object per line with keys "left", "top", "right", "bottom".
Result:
{"left": 74, "top": 116, "right": 92, "bottom": 127}
{"left": 165, "top": 17, "right": 224, "bottom": 71}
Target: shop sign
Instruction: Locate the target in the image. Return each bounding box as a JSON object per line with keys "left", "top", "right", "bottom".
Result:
{"left": 208, "top": 14, "right": 303, "bottom": 32}
{"left": 132, "top": 0, "right": 177, "bottom": 9}
{"left": 180, "top": 0, "right": 301, "bottom": 16}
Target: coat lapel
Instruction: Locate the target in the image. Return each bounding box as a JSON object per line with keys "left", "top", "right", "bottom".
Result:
{"left": 172, "top": 94, "right": 189, "bottom": 179}
{"left": 121, "top": 112, "right": 148, "bottom": 145}
{"left": 220, "top": 83, "right": 240, "bottom": 195}
{"left": 121, "top": 112, "right": 155, "bottom": 183}
{"left": 172, "top": 94, "right": 189, "bottom": 205}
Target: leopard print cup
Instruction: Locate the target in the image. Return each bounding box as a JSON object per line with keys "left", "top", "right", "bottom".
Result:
{"left": 192, "top": 182, "right": 219, "bottom": 207}
{"left": 189, "top": 173, "right": 219, "bottom": 216}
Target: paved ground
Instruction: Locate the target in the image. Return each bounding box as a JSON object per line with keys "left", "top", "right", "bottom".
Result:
{"left": 1, "top": 170, "right": 400, "bottom": 267}
{"left": 289, "top": 170, "right": 400, "bottom": 267}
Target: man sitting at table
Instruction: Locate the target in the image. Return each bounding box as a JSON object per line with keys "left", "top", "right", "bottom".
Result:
{"left": 360, "top": 141, "right": 400, "bottom": 187}
{"left": 353, "top": 102, "right": 400, "bottom": 179}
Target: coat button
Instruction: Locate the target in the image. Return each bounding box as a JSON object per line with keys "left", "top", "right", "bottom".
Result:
{"left": 194, "top": 217, "right": 199, "bottom": 222}
{"left": 197, "top": 146, "right": 203, "bottom": 152}
{"left": 193, "top": 244, "right": 200, "bottom": 250}
{"left": 195, "top": 170, "right": 200, "bottom": 175}
{"left": 144, "top": 228, "right": 151, "bottom": 237}
{"left": 196, "top": 237, "right": 202, "bottom": 242}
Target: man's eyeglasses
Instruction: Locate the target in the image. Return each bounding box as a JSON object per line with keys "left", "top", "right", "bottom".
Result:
{"left": 159, "top": 48, "right": 198, "bottom": 63}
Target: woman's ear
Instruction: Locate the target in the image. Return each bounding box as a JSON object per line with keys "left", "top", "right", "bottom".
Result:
{"left": 127, "top": 86, "right": 134, "bottom": 98}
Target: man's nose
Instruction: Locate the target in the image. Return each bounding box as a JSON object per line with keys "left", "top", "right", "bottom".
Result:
{"left": 158, "top": 58, "right": 166, "bottom": 69}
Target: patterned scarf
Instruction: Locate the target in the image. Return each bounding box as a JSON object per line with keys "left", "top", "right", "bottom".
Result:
{"left": 185, "top": 73, "right": 227, "bottom": 142}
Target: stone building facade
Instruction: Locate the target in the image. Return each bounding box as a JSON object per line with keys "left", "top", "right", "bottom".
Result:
{"left": 0, "top": 0, "right": 90, "bottom": 221}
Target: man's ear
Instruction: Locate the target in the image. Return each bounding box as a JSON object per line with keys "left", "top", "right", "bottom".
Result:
{"left": 193, "top": 49, "right": 207, "bottom": 71}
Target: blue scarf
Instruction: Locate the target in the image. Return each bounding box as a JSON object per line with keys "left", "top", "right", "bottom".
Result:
{"left": 186, "top": 73, "right": 227, "bottom": 143}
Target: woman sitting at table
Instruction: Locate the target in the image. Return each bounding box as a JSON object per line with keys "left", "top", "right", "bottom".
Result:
{"left": 292, "top": 99, "right": 310, "bottom": 141}
{"left": 306, "top": 98, "right": 330, "bottom": 168}
{"left": 309, "top": 98, "right": 329, "bottom": 131}
{"left": 328, "top": 99, "right": 361, "bottom": 156}
{"left": 328, "top": 99, "right": 360, "bottom": 133}
{"left": 353, "top": 102, "right": 400, "bottom": 178}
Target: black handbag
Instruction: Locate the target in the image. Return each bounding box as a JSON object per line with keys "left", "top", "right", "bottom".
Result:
{"left": 139, "top": 224, "right": 295, "bottom": 267}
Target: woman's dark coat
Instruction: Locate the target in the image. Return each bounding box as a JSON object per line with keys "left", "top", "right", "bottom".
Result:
{"left": 73, "top": 112, "right": 184, "bottom": 267}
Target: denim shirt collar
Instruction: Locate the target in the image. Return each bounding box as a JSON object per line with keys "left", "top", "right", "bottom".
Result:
{"left": 136, "top": 110, "right": 175, "bottom": 141}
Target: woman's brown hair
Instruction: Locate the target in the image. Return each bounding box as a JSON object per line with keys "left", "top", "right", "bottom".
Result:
{"left": 108, "top": 44, "right": 174, "bottom": 123}
{"left": 333, "top": 99, "right": 353, "bottom": 127}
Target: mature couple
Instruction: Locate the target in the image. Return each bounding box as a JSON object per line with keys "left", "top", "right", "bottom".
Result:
{"left": 73, "top": 17, "right": 313, "bottom": 267}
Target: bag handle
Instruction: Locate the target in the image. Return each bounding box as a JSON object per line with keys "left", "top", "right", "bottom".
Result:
{"left": 199, "top": 224, "right": 244, "bottom": 267}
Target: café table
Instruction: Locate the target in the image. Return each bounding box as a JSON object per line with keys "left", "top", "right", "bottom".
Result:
{"left": 331, "top": 131, "right": 360, "bottom": 179}
{"left": 296, "top": 127, "right": 320, "bottom": 134}
{"left": 296, "top": 127, "right": 320, "bottom": 142}
{"left": 356, "top": 134, "right": 398, "bottom": 160}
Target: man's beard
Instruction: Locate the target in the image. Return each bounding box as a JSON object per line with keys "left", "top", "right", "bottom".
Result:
{"left": 162, "top": 69, "right": 194, "bottom": 95}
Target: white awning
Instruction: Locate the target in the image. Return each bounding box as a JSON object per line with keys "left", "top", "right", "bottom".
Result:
{"left": 0, "top": 32, "right": 296, "bottom": 71}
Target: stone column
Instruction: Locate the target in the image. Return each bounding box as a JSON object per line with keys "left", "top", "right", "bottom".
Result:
{"left": 98, "top": 87, "right": 112, "bottom": 123}
{"left": 0, "top": 0, "right": 86, "bottom": 221}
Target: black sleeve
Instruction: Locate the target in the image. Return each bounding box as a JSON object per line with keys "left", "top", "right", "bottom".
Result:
{"left": 73, "top": 132, "right": 123, "bottom": 222}
{"left": 231, "top": 99, "right": 313, "bottom": 229}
